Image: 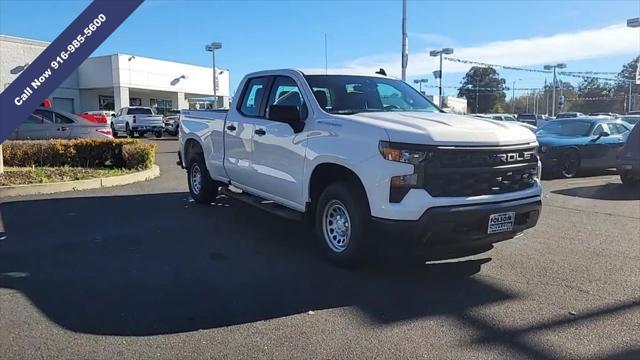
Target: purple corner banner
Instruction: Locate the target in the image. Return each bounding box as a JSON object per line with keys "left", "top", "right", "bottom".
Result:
{"left": 0, "top": 0, "right": 144, "bottom": 143}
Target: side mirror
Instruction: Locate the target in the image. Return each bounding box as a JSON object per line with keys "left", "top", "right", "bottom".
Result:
{"left": 592, "top": 131, "right": 610, "bottom": 142}
{"left": 267, "top": 105, "right": 305, "bottom": 133}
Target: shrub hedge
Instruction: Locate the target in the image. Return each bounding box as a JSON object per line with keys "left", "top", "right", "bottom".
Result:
{"left": 2, "top": 139, "right": 156, "bottom": 170}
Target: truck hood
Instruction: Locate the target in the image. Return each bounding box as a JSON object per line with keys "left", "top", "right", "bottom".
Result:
{"left": 343, "top": 111, "right": 537, "bottom": 146}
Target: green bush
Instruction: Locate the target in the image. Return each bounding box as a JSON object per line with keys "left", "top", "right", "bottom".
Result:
{"left": 2, "top": 139, "right": 156, "bottom": 170}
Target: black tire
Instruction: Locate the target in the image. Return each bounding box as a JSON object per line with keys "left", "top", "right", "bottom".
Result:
{"left": 187, "top": 154, "right": 219, "bottom": 204}
{"left": 559, "top": 149, "right": 580, "bottom": 178}
{"left": 111, "top": 122, "right": 118, "bottom": 137}
{"left": 314, "top": 181, "right": 370, "bottom": 266}
{"left": 620, "top": 171, "right": 639, "bottom": 186}
{"left": 126, "top": 123, "right": 134, "bottom": 138}
{"left": 154, "top": 130, "right": 163, "bottom": 138}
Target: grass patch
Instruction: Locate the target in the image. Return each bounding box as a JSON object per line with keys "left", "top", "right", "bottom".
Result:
{"left": 0, "top": 167, "right": 137, "bottom": 186}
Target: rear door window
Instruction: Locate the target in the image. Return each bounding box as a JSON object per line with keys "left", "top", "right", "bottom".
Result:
{"left": 54, "top": 113, "right": 75, "bottom": 124}
{"left": 33, "top": 109, "right": 54, "bottom": 124}
{"left": 239, "top": 77, "right": 271, "bottom": 117}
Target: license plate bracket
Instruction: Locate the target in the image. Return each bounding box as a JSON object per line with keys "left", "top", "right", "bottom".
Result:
{"left": 487, "top": 212, "right": 515, "bottom": 234}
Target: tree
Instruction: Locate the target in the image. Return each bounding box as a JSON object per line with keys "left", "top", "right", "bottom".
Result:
{"left": 615, "top": 56, "right": 639, "bottom": 112}
{"left": 457, "top": 67, "right": 506, "bottom": 113}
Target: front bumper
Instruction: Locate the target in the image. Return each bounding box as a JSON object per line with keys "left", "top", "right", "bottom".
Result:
{"left": 617, "top": 158, "right": 640, "bottom": 176}
{"left": 538, "top": 151, "right": 561, "bottom": 171}
{"left": 371, "top": 196, "right": 541, "bottom": 254}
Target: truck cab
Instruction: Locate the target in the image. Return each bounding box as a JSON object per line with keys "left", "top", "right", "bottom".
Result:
{"left": 179, "top": 69, "right": 542, "bottom": 266}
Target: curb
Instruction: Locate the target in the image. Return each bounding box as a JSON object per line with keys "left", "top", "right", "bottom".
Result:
{"left": 0, "top": 165, "right": 160, "bottom": 197}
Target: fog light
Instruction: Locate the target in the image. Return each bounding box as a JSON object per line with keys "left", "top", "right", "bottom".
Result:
{"left": 391, "top": 174, "right": 418, "bottom": 186}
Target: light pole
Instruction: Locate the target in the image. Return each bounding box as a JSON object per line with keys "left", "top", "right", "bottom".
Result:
{"left": 401, "top": 0, "right": 408, "bottom": 81}
{"left": 511, "top": 78, "right": 522, "bottom": 114}
{"left": 627, "top": 18, "right": 639, "bottom": 112}
{"left": 205, "top": 42, "right": 222, "bottom": 109}
{"left": 413, "top": 78, "right": 428, "bottom": 93}
{"left": 430, "top": 48, "right": 454, "bottom": 107}
{"left": 543, "top": 63, "right": 566, "bottom": 117}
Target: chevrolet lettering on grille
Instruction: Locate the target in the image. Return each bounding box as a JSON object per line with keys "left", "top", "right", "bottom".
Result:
{"left": 494, "top": 151, "right": 536, "bottom": 164}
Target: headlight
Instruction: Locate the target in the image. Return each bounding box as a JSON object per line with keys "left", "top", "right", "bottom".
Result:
{"left": 539, "top": 145, "right": 548, "bottom": 153}
{"left": 378, "top": 141, "right": 431, "bottom": 165}
{"left": 379, "top": 141, "right": 432, "bottom": 203}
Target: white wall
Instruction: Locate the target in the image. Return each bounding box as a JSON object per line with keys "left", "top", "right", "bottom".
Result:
{"left": 77, "top": 56, "right": 114, "bottom": 89}
{"left": 113, "top": 54, "right": 230, "bottom": 97}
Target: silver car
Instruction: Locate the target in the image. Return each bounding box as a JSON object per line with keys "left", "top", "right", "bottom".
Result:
{"left": 7, "top": 107, "right": 113, "bottom": 140}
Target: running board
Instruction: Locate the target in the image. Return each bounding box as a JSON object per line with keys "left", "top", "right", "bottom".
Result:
{"left": 220, "top": 187, "right": 304, "bottom": 222}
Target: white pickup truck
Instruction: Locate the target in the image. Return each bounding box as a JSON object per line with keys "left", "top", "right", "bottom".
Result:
{"left": 179, "top": 69, "right": 542, "bottom": 265}
{"left": 112, "top": 106, "right": 164, "bottom": 138}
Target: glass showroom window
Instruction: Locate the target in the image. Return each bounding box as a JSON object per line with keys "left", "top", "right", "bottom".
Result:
{"left": 151, "top": 98, "right": 173, "bottom": 115}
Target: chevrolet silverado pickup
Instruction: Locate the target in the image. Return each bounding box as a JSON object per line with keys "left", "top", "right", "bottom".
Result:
{"left": 179, "top": 69, "right": 542, "bottom": 265}
{"left": 112, "top": 106, "right": 164, "bottom": 138}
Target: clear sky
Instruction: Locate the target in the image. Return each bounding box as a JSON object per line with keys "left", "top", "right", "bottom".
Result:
{"left": 1, "top": 0, "right": 639, "bottom": 98}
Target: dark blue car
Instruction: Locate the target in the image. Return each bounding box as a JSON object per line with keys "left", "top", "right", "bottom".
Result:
{"left": 536, "top": 117, "right": 632, "bottom": 178}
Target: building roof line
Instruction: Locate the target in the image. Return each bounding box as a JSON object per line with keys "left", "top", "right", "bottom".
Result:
{"left": 0, "top": 34, "right": 230, "bottom": 72}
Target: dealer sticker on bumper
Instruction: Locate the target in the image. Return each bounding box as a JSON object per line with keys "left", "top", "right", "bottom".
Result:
{"left": 488, "top": 212, "right": 515, "bottom": 234}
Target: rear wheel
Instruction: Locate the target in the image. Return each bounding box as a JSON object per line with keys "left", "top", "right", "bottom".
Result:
{"left": 187, "top": 154, "right": 219, "bottom": 204}
{"left": 111, "top": 122, "right": 118, "bottom": 137}
{"left": 126, "top": 123, "right": 134, "bottom": 138}
{"left": 315, "top": 182, "right": 370, "bottom": 266}
{"left": 559, "top": 149, "right": 580, "bottom": 178}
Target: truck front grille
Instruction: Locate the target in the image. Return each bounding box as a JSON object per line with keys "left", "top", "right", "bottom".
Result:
{"left": 422, "top": 146, "right": 538, "bottom": 197}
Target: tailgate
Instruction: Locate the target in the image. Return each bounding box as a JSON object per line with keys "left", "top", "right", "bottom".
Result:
{"left": 136, "top": 116, "right": 164, "bottom": 126}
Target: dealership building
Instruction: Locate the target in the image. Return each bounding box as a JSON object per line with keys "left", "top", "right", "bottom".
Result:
{"left": 0, "top": 35, "right": 230, "bottom": 114}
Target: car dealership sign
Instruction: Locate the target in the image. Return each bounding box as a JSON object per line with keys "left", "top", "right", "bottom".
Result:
{"left": 0, "top": 0, "right": 144, "bottom": 143}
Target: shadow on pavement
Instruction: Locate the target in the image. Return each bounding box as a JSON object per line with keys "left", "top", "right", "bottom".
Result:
{"left": 0, "top": 192, "right": 508, "bottom": 336}
{"left": 552, "top": 183, "right": 640, "bottom": 201}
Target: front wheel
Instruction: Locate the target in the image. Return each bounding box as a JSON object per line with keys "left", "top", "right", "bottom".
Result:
{"left": 187, "top": 154, "right": 219, "bottom": 204}
{"left": 620, "top": 171, "right": 639, "bottom": 186}
{"left": 559, "top": 149, "right": 580, "bottom": 178}
{"left": 315, "top": 182, "right": 370, "bottom": 266}
{"left": 154, "top": 130, "right": 163, "bottom": 138}
{"left": 111, "top": 123, "right": 118, "bottom": 137}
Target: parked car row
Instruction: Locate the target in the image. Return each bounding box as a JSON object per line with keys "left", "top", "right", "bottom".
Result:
{"left": 7, "top": 107, "right": 113, "bottom": 140}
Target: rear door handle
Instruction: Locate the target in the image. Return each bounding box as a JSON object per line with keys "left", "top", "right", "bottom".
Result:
{"left": 226, "top": 124, "right": 236, "bottom": 131}
{"left": 57, "top": 127, "right": 69, "bottom": 131}
{"left": 254, "top": 129, "right": 266, "bottom": 136}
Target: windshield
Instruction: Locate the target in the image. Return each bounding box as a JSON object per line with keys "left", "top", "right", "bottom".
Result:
{"left": 304, "top": 75, "right": 440, "bottom": 114}
{"left": 556, "top": 113, "right": 579, "bottom": 119}
{"left": 128, "top": 108, "right": 154, "bottom": 115}
{"left": 622, "top": 116, "right": 640, "bottom": 125}
{"left": 537, "top": 119, "right": 594, "bottom": 137}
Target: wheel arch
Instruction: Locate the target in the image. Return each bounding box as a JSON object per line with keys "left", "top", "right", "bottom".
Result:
{"left": 183, "top": 137, "right": 204, "bottom": 164}
{"left": 306, "top": 162, "right": 371, "bottom": 224}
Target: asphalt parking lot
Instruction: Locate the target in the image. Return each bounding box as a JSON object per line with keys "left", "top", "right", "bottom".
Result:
{"left": 0, "top": 137, "right": 638, "bottom": 360}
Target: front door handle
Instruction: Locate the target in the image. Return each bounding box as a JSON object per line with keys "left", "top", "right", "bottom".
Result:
{"left": 57, "top": 127, "right": 69, "bottom": 131}
{"left": 254, "top": 129, "right": 266, "bottom": 136}
{"left": 226, "top": 124, "right": 236, "bottom": 131}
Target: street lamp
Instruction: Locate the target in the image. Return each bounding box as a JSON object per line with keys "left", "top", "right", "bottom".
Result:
{"left": 430, "top": 48, "right": 454, "bottom": 107}
{"left": 628, "top": 18, "right": 639, "bottom": 112}
{"left": 543, "top": 63, "right": 566, "bottom": 117}
{"left": 205, "top": 42, "right": 222, "bottom": 109}
{"left": 413, "top": 78, "right": 428, "bottom": 93}
{"left": 511, "top": 78, "right": 523, "bottom": 113}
